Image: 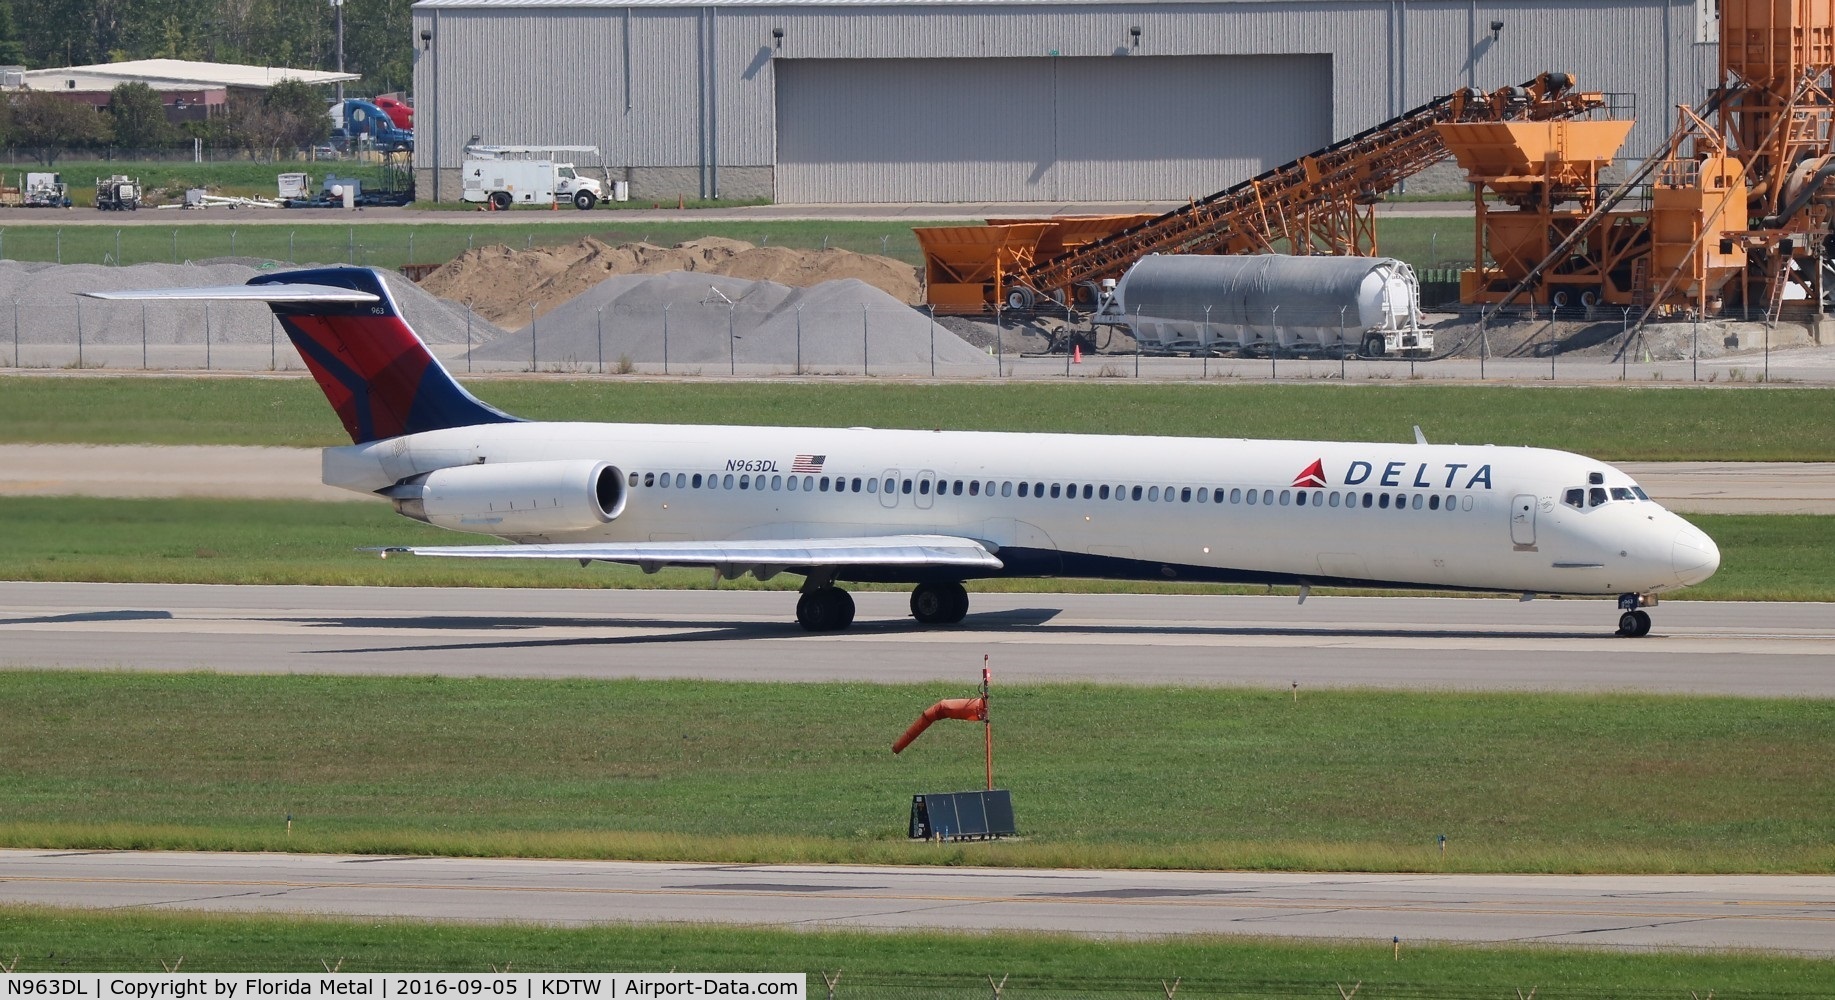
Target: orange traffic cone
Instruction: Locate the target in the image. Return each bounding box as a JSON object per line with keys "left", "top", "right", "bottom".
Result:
{"left": 550, "top": 198, "right": 558, "bottom": 211}
{"left": 1072, "top": 344, "right": 1083, "bottom": 364}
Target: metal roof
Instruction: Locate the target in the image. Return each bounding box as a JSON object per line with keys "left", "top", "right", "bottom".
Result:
{"left": 414, "top": 0, "right": 1291, "bottom": 8}
{"left": 17, "top": 59, "right": 358, "bottom": 90}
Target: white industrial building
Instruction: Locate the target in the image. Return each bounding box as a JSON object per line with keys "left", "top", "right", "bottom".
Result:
{"left": 409, "top": 0, "right": 1720, "bottom": 205}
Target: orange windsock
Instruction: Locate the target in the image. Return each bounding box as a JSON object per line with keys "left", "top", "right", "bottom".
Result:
{"left": 891, "top": 697, "right": 987, "bottom": 754}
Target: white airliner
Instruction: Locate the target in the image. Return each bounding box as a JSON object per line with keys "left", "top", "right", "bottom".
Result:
{"left": 86, "top": 267, "right": 1720, "bottom": 637}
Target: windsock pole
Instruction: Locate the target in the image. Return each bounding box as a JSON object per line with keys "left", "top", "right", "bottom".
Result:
{"left": 981, "top": 656, "right": 993, "bottom": 790}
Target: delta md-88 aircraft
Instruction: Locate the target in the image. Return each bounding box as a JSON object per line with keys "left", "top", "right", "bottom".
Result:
{"left": 88, "top": 267, "right": 1720, "bottom": 638}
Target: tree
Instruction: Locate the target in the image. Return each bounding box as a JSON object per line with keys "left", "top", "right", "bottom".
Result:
{"left": 8, "top": 89, "right": 111, "bottom": 165}
{"left": 226, "top": 78, "right": 330, "bottom": 160}
{"left": 266, "top": 77, "right": 330, "bottom": 148}
{"left": 0, "top": 1, "right": 25, "bottom": 65}
{"left": 107, "top": 80, "right": 171, "bottom": 149}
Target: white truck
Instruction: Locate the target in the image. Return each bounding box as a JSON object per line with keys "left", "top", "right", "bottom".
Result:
{"left": 461, "top": 145, "right": 606, "bottom": 210}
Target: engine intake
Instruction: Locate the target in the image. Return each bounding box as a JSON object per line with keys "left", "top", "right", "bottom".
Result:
{"left": 391, "top": 459, "right": 626, "bottom": 536}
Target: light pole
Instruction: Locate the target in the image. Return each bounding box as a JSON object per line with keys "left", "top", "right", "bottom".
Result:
{"left": 330, "top": 0, "right": 346, "bottom": 105}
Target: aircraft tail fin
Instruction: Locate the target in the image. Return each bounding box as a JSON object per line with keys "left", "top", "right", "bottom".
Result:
{"left": 84, "top": 266, "right": 518, "bottom": 444}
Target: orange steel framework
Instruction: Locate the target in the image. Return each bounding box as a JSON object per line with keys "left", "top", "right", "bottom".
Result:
{"left": 915, "top": 72, "right": 1606, "bottom": 316}
{"left": 1465, "top": 0, "right": 1835, "bottom": 320}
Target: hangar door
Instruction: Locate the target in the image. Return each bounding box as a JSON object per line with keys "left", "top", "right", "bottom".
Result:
{"left": 774, "top": 55, "right": 1331, "bottom": 204}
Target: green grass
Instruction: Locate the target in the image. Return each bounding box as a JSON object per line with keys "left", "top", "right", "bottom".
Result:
{"left": 4, "top": 376, "right": 1833, "bottom": 461}
{"left": 3, "top": 160, "right": 402, "bottom": 207}
{"left": 0, "top": 672, "right": 1831, "bottom": 874}
{"left": 0, "top": 217, "right": 1472, "bottom": 272}
{"left": 0, "top": 498, "right": 1819, "bottom": 600}
{"left": 2, "top": 907, "right": 1829, "bottom": 996}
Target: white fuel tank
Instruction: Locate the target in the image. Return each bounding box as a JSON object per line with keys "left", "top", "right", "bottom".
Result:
{"left": 1101, "top": 254, "right": 1422, "bottom": 353}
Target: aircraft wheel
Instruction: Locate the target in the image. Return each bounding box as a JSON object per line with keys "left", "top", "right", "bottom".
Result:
{"left": 941, "top": 583, "right": 969, "bottom": 624}
{"left": 1616, "top": 609, "right": 1653, "bottom": 638}
{"left": 910, "top": 584, "right": 949, "bottom": 624}
{"left": 798, "top": 587, "right": 855, "bottom": 632}
{"left": 826, "top": 588, "right": 856, "bottom": 630}
{"left": 911, "top": 582, "right": 969, "bottom": 625}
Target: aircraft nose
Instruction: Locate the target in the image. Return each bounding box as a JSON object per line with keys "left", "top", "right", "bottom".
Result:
{"left": 1673, "top": 527, "right": 1720, "bottom": 586}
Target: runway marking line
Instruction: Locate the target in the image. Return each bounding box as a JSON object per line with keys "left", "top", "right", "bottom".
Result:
{"left": 5, "top": 875, "right": 1832, "bottom": 923}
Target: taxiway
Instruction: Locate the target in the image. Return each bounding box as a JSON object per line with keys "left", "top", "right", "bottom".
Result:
{"left": 1, "top": 851, "right": 1830, "bottom": 954}
{"left": 2, "top": 583, "right": 1831, "bottom": 695}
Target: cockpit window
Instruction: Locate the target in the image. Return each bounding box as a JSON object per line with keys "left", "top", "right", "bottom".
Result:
{"left": 1631, "top": 486, "right": 1649, "bottom": 500}
{"left": 1589, "top": 487, "right": 1608, "bottom": 507}
{"left": 1564, "top": 488, "right": 1584, "bottom": 509}
{"left": 1611, "top": 487, "right": 1635, "bottom": 501}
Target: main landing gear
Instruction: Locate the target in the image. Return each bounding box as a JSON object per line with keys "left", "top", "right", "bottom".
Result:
{"left": 910, "top": 582, "right": 969, "bottom": 625}
{"left": 796, "top": 586, "right": 855, "bottom": 632}
{"left": 794, "top": 580, "right": 972, "bottom": 631}
{"left": 1616, "top": 593, "right": 1654, "bottom": 638}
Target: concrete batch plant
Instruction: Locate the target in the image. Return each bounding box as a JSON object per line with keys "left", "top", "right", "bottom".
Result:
{"left": 409, "top": 0, "right": 1719, "bottom": 205}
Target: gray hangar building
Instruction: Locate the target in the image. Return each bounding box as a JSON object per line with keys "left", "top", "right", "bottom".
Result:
{"left": 409, "top": 0, "right": 1719, "bottom": 205}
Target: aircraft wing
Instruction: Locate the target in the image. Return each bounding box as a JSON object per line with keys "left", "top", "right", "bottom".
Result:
{"left": 375, "top": 534, "right": 1003, "bottom": 578}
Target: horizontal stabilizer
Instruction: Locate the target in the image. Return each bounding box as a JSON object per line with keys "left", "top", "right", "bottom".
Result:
{"left": 81, "top": 284, "right": 380, "bottom": 303}
{"left": 371, "top": 534, "right": 1004, "bottom": 575}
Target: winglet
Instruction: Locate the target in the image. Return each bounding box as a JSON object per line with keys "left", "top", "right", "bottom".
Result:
{"left": 1413, "top": 425, "right": 1429, "bottom": 445}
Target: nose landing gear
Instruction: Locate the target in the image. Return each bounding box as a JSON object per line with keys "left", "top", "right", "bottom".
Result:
{"left": 1616, "top": 593, "right": 1655, "bottom": 637}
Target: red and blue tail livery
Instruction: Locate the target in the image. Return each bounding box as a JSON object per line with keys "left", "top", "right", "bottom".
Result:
{"left": 85, "top": 266, "right": 517, "bottom": 445}
{"left": 251, "top": 268, "right": 517, "bottom": 444}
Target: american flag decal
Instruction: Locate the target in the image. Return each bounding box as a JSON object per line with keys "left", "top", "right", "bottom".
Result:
{"left": 792, "top": 454, "right": 826, "bottom": 473}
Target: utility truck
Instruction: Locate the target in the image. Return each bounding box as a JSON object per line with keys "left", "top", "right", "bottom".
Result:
{"left": 95, "top": 175, "right": 142, "bottom": 211}
{"left": 23, "top": 173, "right": 71, "bottom": 208}
{"left": 461, "top": 145, "right": 605, "bottom": 210}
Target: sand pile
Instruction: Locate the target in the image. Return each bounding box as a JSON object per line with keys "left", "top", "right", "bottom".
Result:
{"left": 2, "top": 260, "right": 505, "bottom": 347}
{"left": 470, "top": 270, "right": 993, "bottom": 370}
{"left": 420, "top": 237, "right": 922, "bottom": 328}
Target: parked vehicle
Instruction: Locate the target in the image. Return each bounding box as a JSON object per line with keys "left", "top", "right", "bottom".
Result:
{"left": 95, "top": 175, "right": 141, "bottom": 211}
{"left": 460, "top": 145, "right": 605, "bottom": 210}
{"left": 23, "top": 173, "right": 71, "bottom": 208}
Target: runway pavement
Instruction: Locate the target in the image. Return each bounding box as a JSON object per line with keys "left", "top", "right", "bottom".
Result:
{"left": 1, "top": 850, "right": 1831, "bottom": 954}
{"left": 2, "top": 583, "right": 1831, "bottom": 695}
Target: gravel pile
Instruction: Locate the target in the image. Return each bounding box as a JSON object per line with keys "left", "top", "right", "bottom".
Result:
{"left": 470, "top": 270, "right": 994, "bottom": 370}
{"left": 2, "top": 261, "right": 505, "bottom": 347}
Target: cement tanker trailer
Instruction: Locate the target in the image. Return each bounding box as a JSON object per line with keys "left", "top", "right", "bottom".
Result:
{"left": 1091, "top": 254, "right": 1430, "bottom": 357}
